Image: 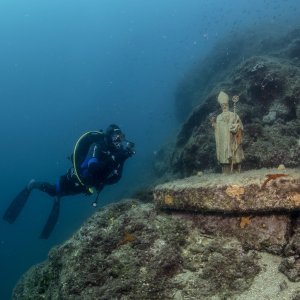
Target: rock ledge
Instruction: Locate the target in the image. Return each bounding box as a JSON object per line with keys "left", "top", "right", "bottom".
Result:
{"left": 154, "top": 168, "right": 300, "bottom": 214}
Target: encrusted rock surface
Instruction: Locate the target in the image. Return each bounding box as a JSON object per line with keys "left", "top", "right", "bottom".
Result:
{"left": 12, "top": 200, "right": 262, "bottom": 300}
{"left": 14, "top": 200, "right": 188, "bottom": 299}
{"left": 171, "top": 213, "right": 290, "bottom": 255}
{"left": 154, "top": 168, "right": 300, "bottom": 213}
{"left": 13, "top": 195, "right": 300, "bottom": 299}
{"left": 279, "top": 215, "right": 300, "bottom": 282}
{"left": 154, "top": 168, "right": 300, "bottom": 255}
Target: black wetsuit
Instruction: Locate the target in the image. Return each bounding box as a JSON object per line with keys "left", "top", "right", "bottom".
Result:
{"left": 36, "top": 136, "right": 133, "bottom": 198}
{"left": 2, "top": 126, "right": 134, "bottom": 239}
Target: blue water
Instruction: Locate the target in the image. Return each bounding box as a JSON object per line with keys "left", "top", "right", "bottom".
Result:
{"left": 0, "top": 0, "right": 299, "bottom": 298}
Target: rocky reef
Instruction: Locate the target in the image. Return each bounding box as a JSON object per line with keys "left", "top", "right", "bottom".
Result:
{"left": 154, "top": 169, "right": 300, "bottom": 215}
{"left": 175, "top": 26, "right": 300, "bottom": 122}
{"left": 13, "top": 169, "right": 300, "bottom": 299}
{"left": 13, "top": 202, "right": 300, "bottom": 299}
{"left": 154, "top": 168, "right": 300, "bottom": 276}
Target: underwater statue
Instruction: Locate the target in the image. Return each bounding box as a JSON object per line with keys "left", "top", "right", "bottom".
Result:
{"left": 210, "top": 91, "right": 244, "bottom": 174}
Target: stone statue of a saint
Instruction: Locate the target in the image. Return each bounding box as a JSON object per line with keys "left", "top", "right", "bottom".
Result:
{"left": 211, "top": 91, "right": 244, "bottom": 174}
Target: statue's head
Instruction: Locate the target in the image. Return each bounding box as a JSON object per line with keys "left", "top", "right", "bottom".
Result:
{"left": 217, "top": 91, "right": 229, "bottom": 112}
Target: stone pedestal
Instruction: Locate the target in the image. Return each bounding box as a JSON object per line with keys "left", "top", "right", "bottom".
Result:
{"left": 154, "top": 168, "right": 300, "bottom": 254}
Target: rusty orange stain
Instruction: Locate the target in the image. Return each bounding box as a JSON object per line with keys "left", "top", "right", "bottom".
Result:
{"left": 240, "top": 216, "right": 252, "bottom": 229}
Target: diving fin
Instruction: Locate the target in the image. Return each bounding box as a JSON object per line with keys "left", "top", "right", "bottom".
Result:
{"left": 39, "top": 197, "right": 60, "bottom": 239}
{"left": 3, "top": 188, "right": 31, "bottom": 224}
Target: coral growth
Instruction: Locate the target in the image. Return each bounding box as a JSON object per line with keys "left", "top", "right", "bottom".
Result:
{"left": 164, "top": 194, "right": 174, "bottom": 205}
{"left": 225, "top": 185, "right": 245, "bottom": 200}
{"left": 240, "top": 216, "right": 252, "bottom": 229}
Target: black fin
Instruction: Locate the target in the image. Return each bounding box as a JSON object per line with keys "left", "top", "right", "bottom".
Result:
{"left": 3, "top": 188, "right": 31, "bottom": 224}
{"left": 39, "top": 198, "right": 60, "bottom": 239}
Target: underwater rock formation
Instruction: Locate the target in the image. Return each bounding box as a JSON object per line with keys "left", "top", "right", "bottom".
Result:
{"left": 154, "top": 168, "right": 300, "bottom": 255}
{"left": 14, "top": 200, "right": 190, "bottom": 299}
{"left": 14, "top": 186, "right": 300, "bottom": 299}
{"left": 175, "top": 26, "right": 300, "bottom": 122}
{"left": 279, "top": 216, "right": 300, "bottom": 283}
{"left": 154, "top": 169, "right": 300, "bottom": 214}
{"left": 172, "top": 54, "right": 300, "bottom": 176}
{"left": 13, "top": 199, "right": 262, "bottom": 300}
{"left": 158, "top": 27, "right": 300, "bottom": 178}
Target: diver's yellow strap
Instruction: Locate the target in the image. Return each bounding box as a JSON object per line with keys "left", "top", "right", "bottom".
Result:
{"left": 73, "top": 132, "right": 91, "bottom": 186}
{"left": 72, "top": 131, "right": 102, "bottom": 190}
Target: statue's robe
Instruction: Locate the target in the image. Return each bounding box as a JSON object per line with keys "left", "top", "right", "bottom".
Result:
{"left": 215, "top": 111, "right": 244, "bottom": 164}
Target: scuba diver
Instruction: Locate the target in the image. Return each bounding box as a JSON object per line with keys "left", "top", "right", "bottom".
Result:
{"left": 3, "top": 124, "right": 135, "bottom": 239}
